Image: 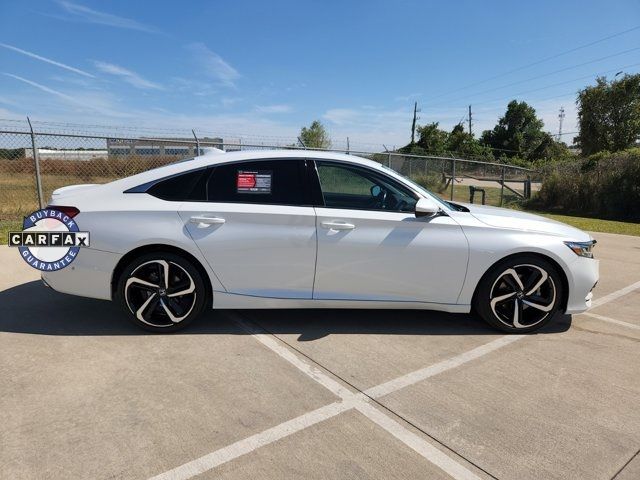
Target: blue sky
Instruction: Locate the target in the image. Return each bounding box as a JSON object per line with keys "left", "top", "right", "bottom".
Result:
{"left": 1, "top": 0, "right": 639, "bottom": 148}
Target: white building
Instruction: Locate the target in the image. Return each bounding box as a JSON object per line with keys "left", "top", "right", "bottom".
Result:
{"left": 25, "top": 148, "right": 108, "bottom": 161}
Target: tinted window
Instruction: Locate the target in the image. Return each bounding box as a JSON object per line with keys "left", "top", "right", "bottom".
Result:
{"left": 147, "top": 168, "right": 207, "bottom": 201}
{"left": 315, "top": 161, "right": 417, "bottom": 212}
{"left": 207, "top": 160, "right": 305, "bottom": 205}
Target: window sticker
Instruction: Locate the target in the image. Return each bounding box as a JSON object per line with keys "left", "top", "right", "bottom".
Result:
{"left": 237, "top": 170, "right": 272, "bottom": 194}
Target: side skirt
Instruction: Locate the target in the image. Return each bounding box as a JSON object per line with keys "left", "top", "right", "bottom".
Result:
{"left": 211, "top": 291, "right": 471, "bottom": 313}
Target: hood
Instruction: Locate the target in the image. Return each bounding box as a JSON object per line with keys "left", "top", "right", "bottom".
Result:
{"left": 461, "top": 203, "right": 592, "bottom": 241}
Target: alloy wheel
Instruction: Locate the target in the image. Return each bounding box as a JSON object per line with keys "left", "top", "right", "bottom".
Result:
{"left": 124, "top": 259, "right": 197, "bottom": 328}
{"left": 489, "top": 264, "right": 556, "bottom": 329}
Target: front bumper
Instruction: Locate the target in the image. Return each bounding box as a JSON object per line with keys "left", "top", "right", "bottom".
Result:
{"left": 565, "top": 257, "right": 599, "bottom": 314}
{"left": 41, "top": 247, "right": 121, "bottom": 301}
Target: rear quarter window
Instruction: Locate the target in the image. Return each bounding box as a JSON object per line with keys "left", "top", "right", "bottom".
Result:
{"left": 147, "top": 168, "right": 208, "bottom": 201}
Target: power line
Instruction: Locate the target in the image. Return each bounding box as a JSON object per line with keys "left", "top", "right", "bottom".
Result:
{"left": 456, "top": 61, "right": 640, "bottom": 109}
{"left": 428, "top": 47, "right": 640, "bottom": 109}
{"left": 427, "top": 24, "right": 640, "bottom": 101}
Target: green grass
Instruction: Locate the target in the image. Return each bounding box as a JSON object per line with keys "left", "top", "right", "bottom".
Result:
{"left": 533, "top": 213, "right": 640, "bottom": 237}
{"left": 0, "top": 220, "right": 21, "bottom": 246}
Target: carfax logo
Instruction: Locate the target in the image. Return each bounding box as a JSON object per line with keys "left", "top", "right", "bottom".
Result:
{"left": 8, "top": 208, "right": 90, "bottom": 271}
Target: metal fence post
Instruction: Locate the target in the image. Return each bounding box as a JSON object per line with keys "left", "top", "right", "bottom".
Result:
{"left": 192, "top": 129, "right": 200, "bottom": 155}
{"left": 26, "top": 117, "right": 44, "bottom": 209}
{"left": 500, "top": 165, "right": 506, "bottom": 207}
{"left": 450, "top": 159, "right": 455, "bottom": 201}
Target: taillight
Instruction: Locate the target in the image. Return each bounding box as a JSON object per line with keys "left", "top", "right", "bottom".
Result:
{"left": 47, "top": 205, "right": 80, "bottom": 218}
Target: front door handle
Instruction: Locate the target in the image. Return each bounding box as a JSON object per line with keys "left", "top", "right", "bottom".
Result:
{"left": 321, "top": 221, "right": 355, "bottom": 231}
{"left": 189, "top": 215, "right": 226, "bottom": 227}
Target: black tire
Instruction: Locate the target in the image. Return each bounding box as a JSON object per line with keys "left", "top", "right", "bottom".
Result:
{"left": 116, "top": 252, "right": 208, "bottom": 333}
{"left": 473, "top": 255, "right": 564, "bottom": 333}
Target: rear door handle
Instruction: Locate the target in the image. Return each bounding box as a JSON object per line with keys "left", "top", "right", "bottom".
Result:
{"left": 321, "top": 221, "right": 355, "bottom": 231}
{"left": 189, "top": 215, "right": 226, "bottom": 227}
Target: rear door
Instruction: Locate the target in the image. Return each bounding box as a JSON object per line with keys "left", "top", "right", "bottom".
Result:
{"left": 311, "top": 160, "right": 468, "bottom": 304}
{"left": 178, "top": 159, "right": 317, "bottom": 299}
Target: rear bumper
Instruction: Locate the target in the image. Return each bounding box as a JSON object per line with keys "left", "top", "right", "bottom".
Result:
{"left": 565, "top": 257, "right": 599, "bottom": 314}
{"left": 41, "top": 247, "right": 121, "bottom": 301}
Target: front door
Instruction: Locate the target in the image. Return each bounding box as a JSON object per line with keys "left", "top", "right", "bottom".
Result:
{"left": 180, "top": 159, "right": 317, "bottom": 299}
{"left": 311, "top": 160, "right": 468, "bottom": 304}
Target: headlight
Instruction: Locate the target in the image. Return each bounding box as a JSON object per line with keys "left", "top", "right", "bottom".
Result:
{"left": 564, "top": 240, "right": 596, "bottom": 258}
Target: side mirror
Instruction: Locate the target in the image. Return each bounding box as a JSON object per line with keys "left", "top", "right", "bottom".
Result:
{"left": 415, "top": 197, "right": 440, "bottom": 218}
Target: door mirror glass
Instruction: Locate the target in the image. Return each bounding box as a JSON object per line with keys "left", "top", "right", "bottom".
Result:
{"left": 415, "top": 197, "right": 440, "bottom": 217}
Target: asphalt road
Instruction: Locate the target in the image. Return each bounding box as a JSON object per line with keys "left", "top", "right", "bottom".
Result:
{"left": 0, "top": 232, "right": 638, "bottom": 480}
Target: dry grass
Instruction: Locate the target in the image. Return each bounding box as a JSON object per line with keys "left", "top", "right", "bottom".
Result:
{"left": 0, "top": 156, "right": 178, "bottom": 222}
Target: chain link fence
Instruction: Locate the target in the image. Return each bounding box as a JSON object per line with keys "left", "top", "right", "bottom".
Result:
{"left": 0, "top": 126, "right": 540, "bottom": 234}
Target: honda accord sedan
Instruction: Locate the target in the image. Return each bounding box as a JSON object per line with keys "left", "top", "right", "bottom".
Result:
{"left": 42, "top": 150, "right": 599, "bottom": 333}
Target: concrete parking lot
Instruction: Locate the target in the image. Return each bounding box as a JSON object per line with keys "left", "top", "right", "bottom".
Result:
{"left": 1, "top": 232, "right": 639, "bottom": 480}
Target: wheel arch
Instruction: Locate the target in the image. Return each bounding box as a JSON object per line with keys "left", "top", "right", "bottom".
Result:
{"left": 111, "top": 244, "right": 213, "bottom": 304}
{"left": 472, "top": 251, "right": 570, "bottom": 312}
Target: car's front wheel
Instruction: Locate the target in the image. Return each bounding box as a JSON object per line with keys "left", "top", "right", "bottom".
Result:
{"left": 474, "top": 255, "right": 564, "bottom": 333}
{"left": 116, "top": 252, "right": 208, "bottom": 332}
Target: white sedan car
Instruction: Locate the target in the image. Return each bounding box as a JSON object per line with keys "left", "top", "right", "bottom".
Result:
{"left": 43, "top": 150, "right": 599, "bottom": 333}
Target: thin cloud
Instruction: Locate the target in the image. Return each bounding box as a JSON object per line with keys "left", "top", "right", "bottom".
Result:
{"left": 4, "top": 73, "right": 128, "bottom": 117}
{"left": 94, "top": 61, "right": 163, "bottom": 90}
{"left": 255, "top": 104, "right": 292, "bottom": 114}
{"left": 187, "top": 43, "right": 240, "bottom": 87}
{"left": 394, "top": 93, "right": 422, "bottom": 102}
{"left": 56, "top": 0, "right": 160, "bottom": 33}
{"left": 4, "top": 73, "right": 76, "bottom": 102}
{"left": 0, "top": 43, "right": 94, "bottom": 78}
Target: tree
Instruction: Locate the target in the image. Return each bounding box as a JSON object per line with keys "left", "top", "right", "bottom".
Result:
{"left": 299, "top": 120, "right": 331, "bottom": 149}
{"left": 415, "top": 122, "right": 449, "bottom": 154}
{"left": 481, "top": 100, "right": 556, "bottom": 161}
{"left": 448, "top": 123, "right": 494, "bottom": 160}
{"left": 399, "top": 122, "right": 494, "bottom": 160}
{"left": 576, "top": 74, "right": 640, "bottom": 155}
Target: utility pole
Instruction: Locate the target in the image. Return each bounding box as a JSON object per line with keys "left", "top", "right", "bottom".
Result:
{"left": 410, "top": 101, "right": 419, "bottom": 144}
{"left": 468, "top": 105, "right": 472, "bottom": 136}
{"left": 558, "top": 106, "right": 565, "bottom": 140}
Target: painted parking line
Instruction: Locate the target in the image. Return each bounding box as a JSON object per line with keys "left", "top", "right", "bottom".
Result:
{"left": 590, "top": 280, "right": 640, "bottom": 309}
{"left": 232, "top": 315, "right": 489, "bottom": 479}
{"left": 364, "top": 335, "right": 524, "bottom": 399}
{"left": 357, "top": 402, "right": 483, "bottom": 480}
{"left": 149, "top": 314, "right": 518, "bottom": 480}
{"left": 581, "top": 312, "right": 640, "bottom": 331}
{"left": 148, "top": 401, "right": 353, "bottom": 480}
{"left": 579, "top": 279, "right": 640, "bottom": 331}
{"left": 150, "top": 279, "right": 640, "bottom": 480}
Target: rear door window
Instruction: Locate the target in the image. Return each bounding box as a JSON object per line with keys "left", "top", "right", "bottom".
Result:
{"left": 207, "top": 159, "right": 306, "bottom": 205}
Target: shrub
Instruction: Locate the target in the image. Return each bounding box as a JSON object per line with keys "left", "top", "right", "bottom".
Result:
{"left": 528, "top": 148, "right": 640, "bottom": 220}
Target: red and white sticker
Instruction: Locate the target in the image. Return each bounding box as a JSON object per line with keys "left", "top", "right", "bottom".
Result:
{"left": 237, "top": 170, "right": 272, "bottom": 194}
{"left": 237, "top": 172, "right": 257, "bottom": 189}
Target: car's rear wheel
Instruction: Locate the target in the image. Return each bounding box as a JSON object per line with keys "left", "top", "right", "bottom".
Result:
{"left": 116, "top": 252, "right": 207, "bottom": 332}
{"left": 474, "top": 255, "right": 564, "bottom": 333}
